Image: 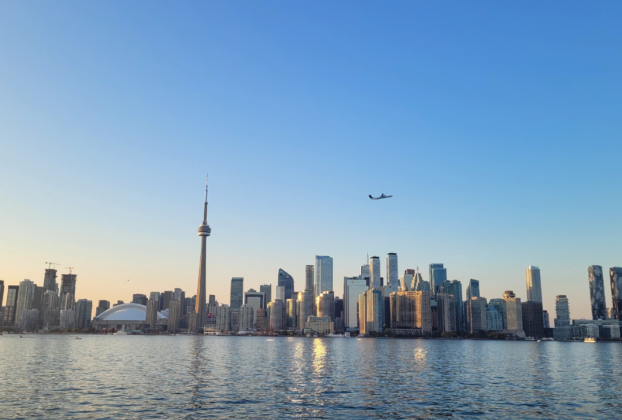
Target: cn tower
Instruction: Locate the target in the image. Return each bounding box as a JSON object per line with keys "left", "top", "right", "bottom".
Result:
{"left": 195, "top": 175, "right": 211, "bottom": 329}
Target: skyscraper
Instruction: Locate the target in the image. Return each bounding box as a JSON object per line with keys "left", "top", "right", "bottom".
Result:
{"left": 486, "top": 305, "right": 504, "bottom": 331}
{"left": 245, "top": 289, "right": 266, "bottom": 326}
{"left": 588, "top": 265, "right": 607, "bottom": 320}
{"left": 230, "top": 277, "right": 244, "bottom": 309}
{"left": 305, "top": 265, "right": 314, "bottom": 291}
{"left": 554, "top": 295, "right": 570, "bottom": 327}
{"left": 297, "top": 290, "right": 314, "bottom": 331}
{"left": 386, "top": 253, "right": 398, "bottom": 286}
{"left": 195, "top": 177, "right": 211, "bottom": 330}
{"left": 441, "top": 280, "right": 463, "bottom": 331}
{"left": 43, "top": 268, "right": 58, "bottom": 292}
{"left": 436, "top": 293, "right": 456, "bottom": 332}
{"left": 466, "top": 279, "right": 480, "bottom": 300}
{"left": 389, "top": 290, "right": 432, "bottom": 332}
{"left": 522, "top": 301, "right": 544, "bottom": 339}
{"left": 359, "top": 289, "right": 383, "bottom": 335}
{"left": 168, "top": 299, "right": 182, "bottom": 332}
{"left": 525, "top": 266, "right": 543, "bottom": 303}
{"left": 360, "top": 264, "right": 370, "bottom": 286}
{"left": 278, "top": 269, "right": 294, "bottom": 301}
{"left": 315, "top": 256, "right": 333, "bottom": 297}
{"left": 429, "top": 264, "right": 447, "bottom": 294}
{"left": 15, "top": 279, "right": 35, "bottom": 324}
{"left": 317, "top": 291, "right": 335, "bottom": 320}
{"left": 3, "top": 286, "right": 19, "bottom": 325}
{"left": 344, "top": 277, "right": 368, "bottom": 329}
{"left": 96, "top": 300, "right": 110, "bottom": 317}
{"left": 369, "top": 256, "right": 381, "bottom": 289}
{"left": 610, "top": 267, "right": 622, "bottom": 320}
{"left": 400, "top": 270, "right": 414, "bottom": 292}
{"left": 132, "top": 294, "right": 148, "bottom": 305}
{"left": 466, "top": 297, "right": 488, "bottom": 333}
{"left": 0, "top": 280, "right": 4, "bottom": 312}
{"left": 488, "top": 299, "right": 505, "bottom": 329}
{"left": 275, "top": 286, "right": 285, "bottom": 301}
{"left": 503, "top": 290, "right": 523, "bottom": 334}
{"left": 146, "top": 292, "right": 160, "bottom": 327}
{"left": 216, "top": 305, "right": 231, "bottom": 332}
{"left": 411, "top": 267, "right": 430, "bottom": 292}
{"left": 74, "top": 299, "right": 93, "bottom": 329}
{"left": 59, "top": 273, "right": 77, "bottom": 310}
{"left": 268, "top": 299, "right": 286, "bottom": 331}
{"left": 42, "top": 291, "right": 60, "bottom": 330}
{"left": 260, "top": 284, "right": 272, "bottom": 304}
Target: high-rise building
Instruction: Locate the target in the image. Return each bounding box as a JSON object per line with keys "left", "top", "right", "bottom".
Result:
{"left": 216, "top": 305, "right": 231, "bottom": 332}
{"left": 369, "top": 256, "right": 381, "bottom": 289}
{"left": 389, "top": 290, "right": 432, "bottom": 332}
{"left": 268, "top": 300, "right": 286, "bottom": 331}
{"left": 260, "top": 284, "right": 272, "bottom": 304}
{"left": 42, "top": 291, "right": 60, "bottom": 330}
{"left": 59, "top": 309, "right": 75, "bottom": 330}
{"left": 132, "top": 294, "right": 148, "bottom": 305}
{"left": 386, "top": 253, "right": 398, "bottom": 286}
{"left": 278, "top": 269, "right": 294, "bottom": 301}
{"left": 522, "top": 301, "right": 544, "bottom": 339}
{"left": 610, "top": 267, "right": 622, "bottom": 320}
{"left": 429, "top": 264, "right": 447, "bottom": 294}
{"left": 486, "top": 305, "right": 504, "bottom": 331}
{"left": 315, "top": 256, "right": 333, "bottom": 297}
{"left": 305, "top": 265, "right": 314, "bottom": 291}
{"left": 15, "top": 279, "right": 35, "bottom": 324}
{"left": 441, "top": 280, "right": 463, "bottom": 331}
{"left": 96, "top": 300, "right": 111, "bottom": 317}
{"left": 161, "top": 291, "right": 173, "bottom": 311}
{"left": 488, "top": 299, "right": 505, "bottom": 329}
{"left": 525, "top": 266, "right": 543, "bottom": 303}
{"left": 239, "top": 304, "right": 254, "bottom": 331}
{"left": 359, "top": 289, "right": 383, "bottom": 335}
{"left": 168, "top": 299, "right": 182, "bottom": 332}
{"left": 466, "top": 279, "right": 480, "bottom": 300}
{"left": 465, "top": 297, "right": 488, "bottom": 333}
{"left": 297, "top": 290, "right": 314, "bottom": 331}
{"left": 543, "top": 310, "right": 550, "bottom": 329}
{"left": 146, "top": 292, "right": 160, "bottom": 327}
{"left": 436, "top": 293, "right": 456, "bottom": 332}
{"left": 360, "top": 264, "right": 370, "bottom": 287}
{"left": 503, "top": 290, "right": 524, "bottom": 334}
{"left": 3, "top": 286, "right": 19, "bottom": 325}
{"left": 344, "top": 277, "right": 368, "bottom": 329}
{"left": 18, "top": 309, "right": 39, "bottom": 332}
{"left": 75, "top": 299, "right": 92, "bottom": 329}
{"left": 588, "top": 265, "right": 607, "bottom": 320}
{"left": 275, "top": 286, "right": 285, "bottom": 301}
{"left": 254, "top": 308, "right": 268, "bottom": 331}
{"left": 244, "top": 289, "right": 266, "bottom": 325}
{"left": 59, "top": 273, "right": 77, "bottom": 311}
{"left": 0, "top": 280, "right": 4, "bottom": 309}
{"left": 317, "top": 291, "right": 335, "bottom": 320}
{"left": 554, "top": 295, "right": 570, "bottom": 327}
{"left": 43, "top": 268, "right": 58, "bottom": 292}
{"left": 195, "top": 177, "right": 211, "bottom": 330}
{"left": 33, "top": 286, "right": 45, "bottom": 328}
{"left": 400, "top": 270, "right": 414, "bottom": 292}
{"left": 411, "top": 268, "right": 430, "bottom": 292}
{"left": 286, "top": 298, "right": 297, "bottom": 329}
{"left": 230, "top": 277, "right": 244, "bottom": 310}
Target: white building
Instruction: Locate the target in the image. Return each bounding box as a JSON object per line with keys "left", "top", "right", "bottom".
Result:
{"left": 526, "top": 266, "right": 543, "bottom": 303}
{"left": 15, "top": 279, "right": 36, "bottom": 324}
{"left": 344, "top": 277, "right": 367, "bottom": 329}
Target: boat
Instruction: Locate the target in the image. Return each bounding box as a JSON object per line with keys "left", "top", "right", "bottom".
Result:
{"left": 75, "top": 337, "right": 82, "bottom": 340}
{"left": 325, "top": 333, "right": 345, "bottom": 338}
{"left": 524, "top": 337, "right": 536, "bottom": 341}
{"left": 113, "top": 330, "right": 129, "bottom": 335}
{"left": 204, "top": 330, "right": 222, "bottom": 336}
{"left": 344, "top": 332, "right": 351, "bottom": 338}
{"left": 584, "top": 337, "right": 597, "bottom": 343}
{"left": 541, "top": 337, "right": 554, "bottom": 341}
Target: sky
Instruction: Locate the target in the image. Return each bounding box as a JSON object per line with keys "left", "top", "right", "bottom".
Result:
{"left": 0, "top": 2, "right": 621, "bottom": 320}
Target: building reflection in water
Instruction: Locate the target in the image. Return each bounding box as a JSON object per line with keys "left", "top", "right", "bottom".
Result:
{"left": 313, "top": 338, "right": 327, "bottom": 374}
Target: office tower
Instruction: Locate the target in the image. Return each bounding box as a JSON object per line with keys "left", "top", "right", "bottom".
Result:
{"left": 588, "top": 265, "right": 607, "bottom": 320}
{"left": 543, "top": 310, "right": 550, "bottom": 329}
{"left": 522, "top": 301, "right": 544, "bottom": 338}
{"left": 525, "top": 266, "right": 543, "bottom": 303}
{"left": 268, "top": 300, "right": 286, "bottom": 331}
{"left": 168, "top": 299, "right": 182, "bottom": 332}
{"left": 173, "top": 289, "right": 185, "bottom": 313}
{"left": 315, "top": 256, "right": 334, "bottom": 297}
{"left": 389, "top": 290, "right": 432, "bottom": 332}
{"left": 244, "top": 289, "right": 266, "bottom": 325}
{"left": 216, "top": 305, "right": 231, "bottom": 332}
{"left": 275, "top": 286, "right": 285, "bottom": 301}
{"left": 161, "top": 291, "right": 173, "bottom": 311}
{"left": 75, "top": 299, "right": 92, "bottom": 329}
{"left": 610, "top": 267, "right": 622, "bottom": 320}
{"left": 254, "top": 308, "right": 268, "bottom": 330}
{"left": 386, "top": 253, "right": 398, "bottom": 286}
{"left": 3, "top": 286, "right": 19, "bottom": 325}
{"left": 400, "top": 270, "right": 414, "bottom": 292}
{"left": 317, "top": 291, "right": 335, "bottom": 320}
{"left": 230, "top": 277, "right": 244, "bottom": 310}
{"left": 18, "top": 309, "right": 39, "bottom": 332}
{"left": 297, "top": 290, "right": 314, "bottom": 331}
{"left": 305, "top": 265, "right": 314, "bottom": 291}
{"left": 15, "top": 279, "right": 35, "bottom": 324}
{"left": 239, "top": 304, "right": 254, "bottom": 331}
{"left": 411, "top": 268, "right": 430, "bottom": 292}
{"left": 260, "top": 284, "right": 272, "bottom": 304}
{"left": 486, "top": 305, "right": 504, "bottom": 331}
{"left": 369, "top": 256, "right": 381, "bottom": 289}
{"left": 114, "top": 300, "right": 124, "bottom": 307}
{"left": 59, "top": 273, "right": 77, "bottom": 311}
{"left": 132, "top": 294, "right": 148, "bottom": 305}
{"left": 43, "top": 268, "right": 58, "bottom": 292}
{"left": 96, "top": 300, "right": 111, "bottom": 317}
{"left": 465, "top": 297, "right": 488, "bottom": 333}
{"left": 429, "top": 264, "right": 447, "bottom": 294}
{"left": 344, "top": 277, "right": 368, "bottom": 329}
{"left": 554, "top": 295, "right": 571, "bottom": 327}
{"left": 360, "top": 264, "right": 370, "bottom": 287}
{"left": 488, "top": 299, "right": 505, "bottom": 328}
{"left": 278, "top": 269, "right": 294, "bottom": 301}
{"left": 59, "top": 309, "right": 75, "bottom": 330}
{"left": 436, "top": 293, "right": 456, "bottom": 332}
{"left": 502, "top": 290, "right": 524, "bottom": 333}
{"left": 441, "top": 280, "right": 463, "bottom": 331}
{"left": 359, "top": 289, "right": 383, "bottom": 335}
{"left": 0, "top": 280, "right": 3, "bottom": 309}
{"left": 195, "top": 177, "right": 211, "bottom": 330}
{"left": 42, "top": 291, "right": 60, "bottom": 330}
{"left": 146, "top": 292, "right": 160, "bottom": 327}
{"left": 334, "top": 297, "right": 344, "bottom": 321}
{"left": 466, "top": 279, "right": 480, "bottom": 300}
{"left": 286, "top": 298, "right": 297, "bottom": 329}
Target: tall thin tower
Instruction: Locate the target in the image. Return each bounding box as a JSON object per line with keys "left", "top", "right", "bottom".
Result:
{"left": 195, "top": 176, "right": 211, "bottom": 329}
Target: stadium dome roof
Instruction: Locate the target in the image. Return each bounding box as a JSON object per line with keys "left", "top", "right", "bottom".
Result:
{"left": 95, "top": 303, "right": 167, "bottom": 321}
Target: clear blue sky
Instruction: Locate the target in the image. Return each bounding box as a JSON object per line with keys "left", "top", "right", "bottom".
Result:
{"left": 1, "top": 2, "right": 621, "bottom": 319}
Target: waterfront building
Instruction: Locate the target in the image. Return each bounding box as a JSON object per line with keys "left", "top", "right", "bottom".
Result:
{"left": 244, "top": 289, "right": 266, "bottom": 324}
{"left": 146, "top": 292, "right": 160, "bottom": 327}
{"left": 305, "top": 265, "right": 314, "bottom": 291}
{"left": 268, "top": 299, "right": 286, "bottom": 331}
{"left": 43, "top": 268, "right": 58, "bottom": 292}
{"left": 33, "top": 286, "right": 45, "bottom": 328}
{"left": 386, "top": 253, "right": 398, "bottom": 286}
{"left": 429, "top": 264, "right": 447, "bottom": 294}
{"left": 230, "top": 277, "right": 244, "bottom": 310}
{"left": 238, "top": 304, "right": 254, "bottom": 331}
{"left": 260, "top": 284, "right": 272, "bottom": 305}
{"left": 92, "top": 303, "right": 167, "bottom": 331}
{"left": 486, "top": 305, "right": 504, "bottom": 331}
{"left": 74, "top": 299, "right": 92, "bottom": 329}
{"left": 286, "top": 298, "right": 296, "bottom": 329}
{"left": 554, "top": 326, "right": 573, "bottom": 341}
{"left": 488, "top": 299, "right": 505, "bottom": 329}
{"left": 59, "top": 309, "right": 75, "bottom": 330}
{"left": 400, "top": 269, "right": 414, "bottom": 292}
{"left": 166, "top": 299, "right": 181, "bottom": 332}
{"left": 96, "top": 300, "right": 111, "bottom": 317}
{"left": 15, "top": 279, "right": 35, "bottom": 324}
{"left": 344, "top": 277, "right": 368, "bottom": 329}
{"left": 161, "top": 291, "right": 173, "bottom": 311}
{"left": 317, "top": 291, "right": 335, "bottom": 320}
{"left": 554, "top": 295, "right": 571, "bottom": 327}
{"left": 610, "top": 267, "right": 622, "bottom": 320}
{"left": 17, "top": 309, "right": 39, "bottom": 332}
{"left": 216, "top": 305, "right": 231, "bottom": 332}
{"left": 588, "top": 265, "right": 607, "bottom": 320}
{"left": 573, "top": 323, "right": 600, "bottom": 340}
{"left": 297, "top": 290, "right": 314, "bottom": 331}
{"left": 315, "top": 256, "right": 334, "bottom": 297}
{"left": 526, "top": 266, "right": 543, "bottom": 303}
{"left": 466, "top": 297, "right": 488, "bottom": 333}
{"left": 334, "top": 297, "right": 344, "bottom": 332}
{"left": 132, "top": 294, "right": 148, "bottom": 305}
{"left": 503, "top": 290, "right": 524, "bottom": 335}
{"left": 389, "top": 291, "right": 432, "bottom": 332}
{"left": 304, "top": 316, "right": 334, "bottom": 335}
{"left": 59, "top": 274, "right": 77, "bottom": 311}
{"left": 359, "top": 289, "right": 383, "bottom": 335}
{"left": 42, "top": 291, "right": 60, "bottom": 330}
{"left": 522, "top": 301, "right": 544, "bottom": 338}
{"left": 436, "top": 293, "right": 456, "bottom": 332}
{"left": 466, "top": 279, "right": 480, "bottom": 300}
{"left": 194, "top": 177, "right": 211, "bottom": 330}
{"left": 441, "top": 280, "right": 463, "bottom": 331}
{"left": 278, "top": 269, "right": 294, "bottom": 301}
{"left": 369, "top": 256, "right": 381, "bottom": 289}
{"left": 543, "top": 310, "right": 550, "bottom": 329}
{"left": 275, "top": 286, "right": 285, "bottom": 302}
{"left": 600, "top": 324, "right": 621, "bottom": 340}
{"left": 254, "top": 308, "right": 268, "bottom": 331}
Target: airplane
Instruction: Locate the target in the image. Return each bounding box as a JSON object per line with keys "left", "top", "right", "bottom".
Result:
{"left": 369, "top": 193, "right": 393, "bottom": 200}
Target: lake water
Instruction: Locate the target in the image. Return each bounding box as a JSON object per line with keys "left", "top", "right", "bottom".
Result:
{"left": 1, "top": 335, "right": 621, "bottom": 419}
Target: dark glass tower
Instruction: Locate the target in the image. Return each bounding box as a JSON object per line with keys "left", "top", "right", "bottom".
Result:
{"left": 588, "top": 265, "right": 606, "bottom": 320}
{"left": 278, "top": 269, "right": 294, "bottom": 301}
{"left": 610, "top": 267, "right": 622, "bottom": 320}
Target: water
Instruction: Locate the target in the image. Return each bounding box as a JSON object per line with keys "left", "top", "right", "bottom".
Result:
{"left": 1, "top": 335, "right": 621, "bottom": 419}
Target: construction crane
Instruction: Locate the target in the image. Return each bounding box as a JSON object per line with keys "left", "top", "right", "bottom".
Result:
{"left": 45, "top": 262, "right": 60, "bottom": 269}
{"left": 65, "top": 266, "right": 75, "bottom": 274}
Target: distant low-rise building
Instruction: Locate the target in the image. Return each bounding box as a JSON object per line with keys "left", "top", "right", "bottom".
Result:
{"left": 304, "top": 316, "right": 334, "bottom": 335}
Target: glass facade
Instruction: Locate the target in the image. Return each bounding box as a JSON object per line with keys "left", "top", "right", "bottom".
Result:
{"left": 278, "top": 269, "right": 294, "bottom": 301}
{"left": 588, "top": 265, "right": 607, "bottom": 320}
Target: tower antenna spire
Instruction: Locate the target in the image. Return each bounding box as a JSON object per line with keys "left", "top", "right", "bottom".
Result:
{"left": 203, "top": 174, "right": 208, "bottom": 224}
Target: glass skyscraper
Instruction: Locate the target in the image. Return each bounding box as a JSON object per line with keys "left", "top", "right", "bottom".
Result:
{"left": 525, "top": 266, "right": 543, "bottom": 303}
{"left": 429, "top": 264, "right": 447, "bottom": 294}
{"left": 466, "top": 279, "right": 480, "bottom": 300}
{"left": 230, "top": 277, "right": 244, "bottom": 310}
{"left": 554, "top": 295, "right": 570, "bottom": 327}
{"left": 277, "top": 269, "right": 294, "bottom": 301}
{"left": 588, "top": 265, "right": 607, "bottom": 320}
{"left": 386, "top": 253, "right": 398, "bottom": 286}
{"left": 610, "top": 267, "right": 622, "bottom": 320}
{"left": 315, "top": 256, "right": 333, "bottom": 297}
{"left": 369, "top": 256, "right": 381, "bottom": 289}
{"left": 441, "top": 280, "right": 463, "bottom": 331}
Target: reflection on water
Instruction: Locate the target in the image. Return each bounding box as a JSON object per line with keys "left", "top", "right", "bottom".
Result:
{"left": 1, "top": 336, "right": 621, "bottom": 418}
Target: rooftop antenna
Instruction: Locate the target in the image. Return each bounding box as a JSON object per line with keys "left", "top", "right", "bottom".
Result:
{"left": 45, "top": 262, "right": 60, "bottom": 269}
{"left": 367, "top": 252, "right": 369, "bottom": 263}
{"left": 203, "top": 174, "right": 208, "bottom": 224}
{"left": 65, "top": 266, "right": 74, "bottom": 274}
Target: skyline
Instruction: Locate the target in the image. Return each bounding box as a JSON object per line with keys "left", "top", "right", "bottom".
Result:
{"left": 1, "top": 2, "right": 622, "bottom": 319}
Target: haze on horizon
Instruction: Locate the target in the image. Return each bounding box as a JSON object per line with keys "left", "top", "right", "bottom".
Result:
{"left": 1, "top": 2, "right": 621, "bottom": 319}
